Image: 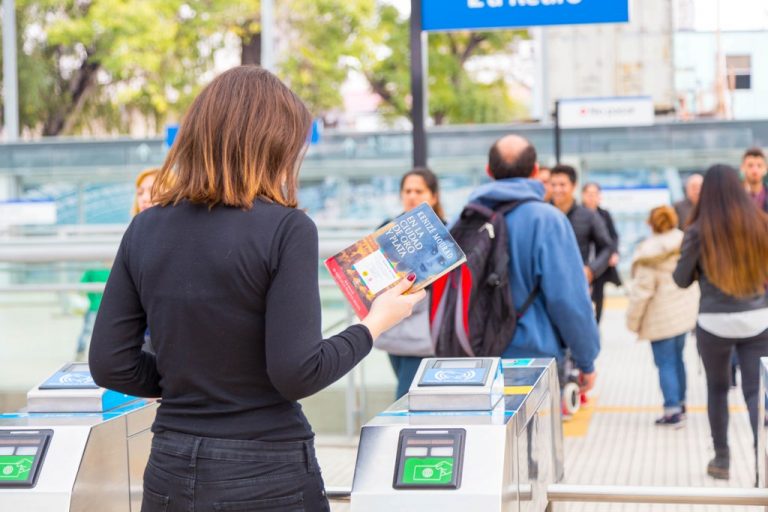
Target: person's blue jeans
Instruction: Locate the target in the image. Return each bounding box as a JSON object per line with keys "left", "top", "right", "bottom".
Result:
{"left": 650, "top": 333, "right": 687, "bottom": 414}
{"left": 388, "top": 354, "right": 424, "bottom": 400}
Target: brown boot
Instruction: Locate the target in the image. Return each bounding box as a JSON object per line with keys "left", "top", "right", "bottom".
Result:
{"left": 707, "top": 448, "right": 730, "bottom": 480}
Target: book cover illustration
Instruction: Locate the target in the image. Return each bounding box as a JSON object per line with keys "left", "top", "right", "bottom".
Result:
{"left": 325, "top": 203, "right": 466, "bottom": 319}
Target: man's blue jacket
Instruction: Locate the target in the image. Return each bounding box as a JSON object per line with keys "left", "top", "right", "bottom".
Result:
{"left": 467, "top": 178, "right": 600, "bottom": 373}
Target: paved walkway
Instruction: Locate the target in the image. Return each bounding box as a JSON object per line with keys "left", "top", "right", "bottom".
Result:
{"left": 315, "top": 299, "right": 763, "bottom": 511}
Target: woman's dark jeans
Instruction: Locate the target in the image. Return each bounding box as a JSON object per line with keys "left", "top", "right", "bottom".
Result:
{"left": 141, "top": 430, "right": 330, "bottom": 512}
{"left": 697, "top": 326, "right": 768, "bottom": 451}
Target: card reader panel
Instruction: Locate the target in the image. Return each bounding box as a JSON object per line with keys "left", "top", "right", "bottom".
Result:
{"left": 393, "top": 428, "right": 465, "bottom": 490}
{"left": 418, "top": 359, "right": 491, "bottom": 387}
{"left": 0, "top": 429, "right": 52, "bottom": 488}
{"left": 38, "top": 363, "right": 98, "bottom": 390}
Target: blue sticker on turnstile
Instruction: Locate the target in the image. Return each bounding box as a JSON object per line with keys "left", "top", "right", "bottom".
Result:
{"left": 419, "top": 368, "right": 488, "bottom": 386}
{"left": 101, "top": 390, "right": 138, "bottom": 412}
{"left": 502, "top": 359, "right": 534, "bottom": 368}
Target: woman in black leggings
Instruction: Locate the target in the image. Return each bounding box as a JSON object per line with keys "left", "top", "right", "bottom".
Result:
{"left": 673, "top": 164, "right": 768, "bottom": 481}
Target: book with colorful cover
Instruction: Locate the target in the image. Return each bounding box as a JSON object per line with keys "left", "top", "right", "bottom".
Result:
{"left": 325, "top": 203, "right": 466, "bottom": 319}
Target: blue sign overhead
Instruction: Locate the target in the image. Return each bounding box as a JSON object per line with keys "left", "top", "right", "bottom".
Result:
{"left": 422, "top": 0, "right": 629, "bottom": 32}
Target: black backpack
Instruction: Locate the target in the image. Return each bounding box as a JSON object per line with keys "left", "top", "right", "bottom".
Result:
{"left": 430, "top": 200, "right": 539, "bottom": 357}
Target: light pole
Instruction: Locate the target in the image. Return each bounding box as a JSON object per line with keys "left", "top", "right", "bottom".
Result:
{"left": 410, "top": 0, "right": 427, "bottom": 167}
{"left": 261, "top": 0, "right": 275, "bottom": 71}
{"left": 2, "top": 0, "right": 19, "bottom": 141}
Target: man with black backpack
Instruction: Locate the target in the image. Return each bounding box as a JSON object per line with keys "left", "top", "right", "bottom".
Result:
{"left": 434, "top": 135, "right": 599, "bottom": 393}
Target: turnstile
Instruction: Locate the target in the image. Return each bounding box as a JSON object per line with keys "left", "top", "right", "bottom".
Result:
{"left": 351, "top": 357, "right": 563, "bottom": 511}
{"left": 0, "top": 362, "right": 157, "bottom": 511}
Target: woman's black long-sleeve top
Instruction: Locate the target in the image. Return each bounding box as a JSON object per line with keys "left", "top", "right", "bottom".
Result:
{"left": 89, "top": 200, "right": 372, "bottom": 441}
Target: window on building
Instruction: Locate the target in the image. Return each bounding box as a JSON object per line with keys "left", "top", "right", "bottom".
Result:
{"left": 726, "top": 55, "right": 752, "bottom": 90}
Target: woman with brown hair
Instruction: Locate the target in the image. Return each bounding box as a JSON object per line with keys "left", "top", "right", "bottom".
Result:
{"left": 626, "top": 206, "right": 698, "bottom": 427}
{"left": 88, "top": 66, "right": 424, "bottom": 511}
{"left": 674, "top": 164, "right": 768, "bottom": 481}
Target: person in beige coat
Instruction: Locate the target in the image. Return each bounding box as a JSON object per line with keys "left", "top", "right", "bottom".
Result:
{"left": 626, "top": 206, "right": 699, "bottom": 427}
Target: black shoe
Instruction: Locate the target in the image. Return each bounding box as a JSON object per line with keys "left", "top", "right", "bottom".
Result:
{"left": 655, "top": 413, "right": 685, "bottom": 428}
{"left": 707, "top": 449, "right": 730, "bottom": 480}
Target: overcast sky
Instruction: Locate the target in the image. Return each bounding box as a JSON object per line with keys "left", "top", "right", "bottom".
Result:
{"left": 692, "top": 0, "right": 768, "bottom": 31}
{"left": 386, "top": 0, "right": 768, "bottom": 31}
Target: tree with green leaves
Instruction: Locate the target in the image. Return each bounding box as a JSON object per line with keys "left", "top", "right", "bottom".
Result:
{"left": 5, "top": 0, "right": 217, "bottom": 136}
{"left": 3, "top": 0, "right": 530, "bottom": 136}
{"left": 277, "top": 0, "right": 374, "bottom": 118}
{"left": 211, "top": 0, "right": 374, "bottom": 117}
{"left": 5, "top": 0, "right": 376, "bottom": 135}
{"left": 361, "top": 4, "right": 528, "bottom": 125}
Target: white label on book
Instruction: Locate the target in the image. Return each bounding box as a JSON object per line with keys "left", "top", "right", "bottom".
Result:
{"left": 353, "top": 250, "right": 398, "bottom": 294}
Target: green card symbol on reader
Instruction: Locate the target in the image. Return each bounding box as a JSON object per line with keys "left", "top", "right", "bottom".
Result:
{"left": 0, "top": 457, "right": 33, "bottom": 482}
{"left": 403, "top": 458, "right": 453, "bottom": 485}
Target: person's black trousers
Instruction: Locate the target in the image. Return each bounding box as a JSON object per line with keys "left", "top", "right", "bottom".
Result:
{"left": 697, "top": 326, "right": 768, "bottom": 451}
{"left": 141, "top": 430, "right": 330, "bottom": 512}
{"left": 591, "top": 280, "right": 606, "bottom": 323}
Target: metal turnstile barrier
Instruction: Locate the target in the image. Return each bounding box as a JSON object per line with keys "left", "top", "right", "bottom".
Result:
{"left": 349, "top": 357, "right": 562, "bottom": 511}
{"left": 328, "top": 357, "right": 768, "bottom": 511}
{"left": 0, "top": 363, "right": 157, "bottom": 511}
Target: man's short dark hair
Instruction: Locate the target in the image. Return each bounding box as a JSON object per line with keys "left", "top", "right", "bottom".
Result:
{"left": 743, "top": 147, "right": 765, "bottom": 161}
{"left": 551, "top": 164, "right": 578, "bottom": 185}
{"left": 488, "top": 140, "right": 537, "bottom": 179}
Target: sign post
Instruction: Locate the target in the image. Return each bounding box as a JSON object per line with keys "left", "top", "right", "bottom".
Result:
{"left": 554, "top": 100, "right": 561, "bottom": 164}
{"left": 410, "top": 0, "right": 428, "bottom": 167}
{"left": 554, "top": 96, "right": 654, "bottom": 163}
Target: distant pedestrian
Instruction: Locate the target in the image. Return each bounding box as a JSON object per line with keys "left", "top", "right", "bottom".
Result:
{"left": 673, "top": 164, "right": 768, "bottom": 481}
{"left": 672, "top": 174, "right": 703, "bottom": 229}
{"left": 536, "top": 166, "right": 553, "bottom": 202}
{"left": 626, "top": 206, "right": 699, "bottom": 427}
{"left": 131, "top": 167, "right": 160, "bottom": 216}
{"left": 463, "top": 136, "right": 599, "bottom": 394}
{"left": 75, "top": 265, "right": 110, "bottom": 359}
{"left": 550, "top": 165, "right": 613, "bottom": 296}
{"left": 741, "top": 147, "right": 768, "bottom": 213}
{"left": 582, "top": 182, "right": 622, "bottom": 323}
{"left": 376, "top": 167, "right": 444, "bottom": 399}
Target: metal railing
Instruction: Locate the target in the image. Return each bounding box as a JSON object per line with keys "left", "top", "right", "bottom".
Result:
{"left": 547, "top": 484, "right": 768, "bottom": 507}
{"left": 323, "top": 484, "right": 768, "bottom": 507}
{"left": 0, "top": 231, "right": 371, "bottom": 263}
